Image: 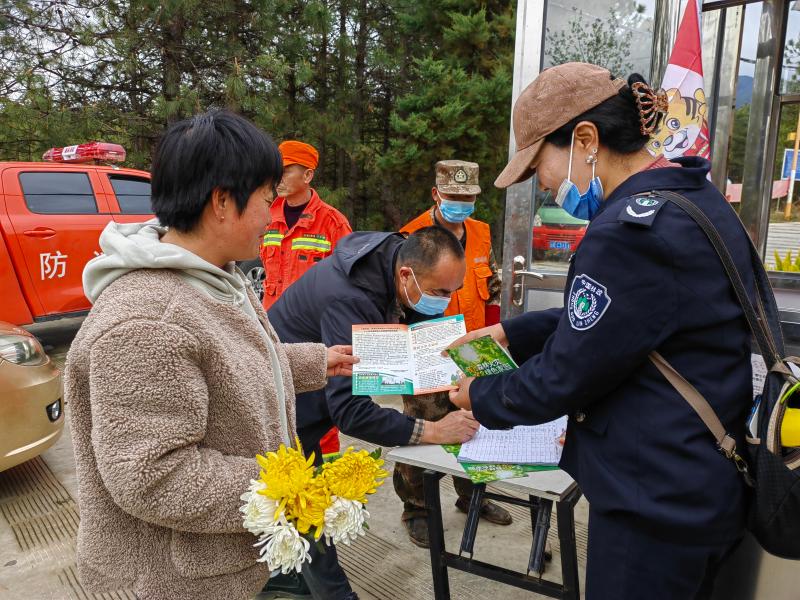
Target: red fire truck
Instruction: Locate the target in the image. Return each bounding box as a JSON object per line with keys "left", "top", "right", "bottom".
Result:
{"left": 0, "top": 142, "right": 153, "bottom": 326}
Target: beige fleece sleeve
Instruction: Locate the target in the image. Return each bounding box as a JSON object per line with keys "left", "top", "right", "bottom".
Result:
{"left": 88, "top": 320, "right": 257, "bottom": 534}
{"left": 282, "top": 342, "right": 328, "bottom": 394}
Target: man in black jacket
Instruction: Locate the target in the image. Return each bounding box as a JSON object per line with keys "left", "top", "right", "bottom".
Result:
{"left": 266, "top": 226, "right": 484, "bottom": 600}
{"left": 269, "top": 226, "right": 482, "bottom": 452}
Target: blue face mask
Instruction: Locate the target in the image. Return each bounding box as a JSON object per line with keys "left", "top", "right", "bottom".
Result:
{"left": 438, "top": 195, "right": 475, "bottom": 223}
{"left": 403, "top": 268, "right": 451, "bottom": 315}
{"left": 554, "top": 130, "right": 604, "bottom": 221}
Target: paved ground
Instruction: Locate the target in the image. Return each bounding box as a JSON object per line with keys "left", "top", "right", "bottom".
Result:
{"left": 0, "top": 319, "right": 589, "bottom": 600}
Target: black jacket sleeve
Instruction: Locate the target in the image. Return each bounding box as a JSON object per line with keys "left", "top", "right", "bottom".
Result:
{"left": 320, "top": 298, "right": 416, "bottom": 446}
{"left": 470, "top": 222, "right": 678, "bottom": 429}
{"left": 503, "top": 307, "right": 563, "bottom": 364}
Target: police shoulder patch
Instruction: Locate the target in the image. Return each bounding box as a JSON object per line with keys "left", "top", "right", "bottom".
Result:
{"left": 617, "top": 193, "right": 666, "bottom": 228}
{"left": 568, "top": 274, "right": 612, "bottom": 331}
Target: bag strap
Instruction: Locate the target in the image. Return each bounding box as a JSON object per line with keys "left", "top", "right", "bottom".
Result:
{"left": 649, "top": 352, "right": 735, "bottom": 453}
{"left": 649, "top": 351, "right": 753, "bottom": 484}
{"left": 652, "top": 190, "right": 784, "bottom": 369}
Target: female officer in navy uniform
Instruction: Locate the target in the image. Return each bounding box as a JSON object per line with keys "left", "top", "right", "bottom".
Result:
{"left": 449, "top": 62, "right": 755, "bottom": 598}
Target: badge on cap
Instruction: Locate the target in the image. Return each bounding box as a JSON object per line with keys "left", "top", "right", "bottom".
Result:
{"left": 454, "top": 168, "right": 468, "bottom": 184}
{"left": 568, "top": 274, "right": 612, "bottom": 331}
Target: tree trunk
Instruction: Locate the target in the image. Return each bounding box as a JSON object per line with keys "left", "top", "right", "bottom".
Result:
{"left": 317, "top": 4, "right": 330, "bottom": 184}
{"left": 287, "top": 69, "right": 297, "bottom": 137}
{"left": 336, "top": 0, "right": 348, "bottom": 193}
{"left": 348, "top": 0, "right": 368, "bottom": 227}
{"left": 161, "top": 7, "right": 186, "bottom": 124}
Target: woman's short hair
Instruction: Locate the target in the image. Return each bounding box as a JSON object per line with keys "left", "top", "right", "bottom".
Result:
{"left": 151, "top": 110, "right": 283, "bottom": 232}
{"left": 545, "top": 73, "right": 659, "bottom": 155}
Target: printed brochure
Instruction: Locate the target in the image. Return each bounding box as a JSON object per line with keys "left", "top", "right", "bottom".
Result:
{"left": 445, "top": 335, "right": 517, "bottom": 377}
{"left": 352, "top": 314, "right": 467, "bottom": 395}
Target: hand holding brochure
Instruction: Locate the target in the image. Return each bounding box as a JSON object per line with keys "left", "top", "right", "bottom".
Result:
{"left": 351, "top": 315, "right": 467, "bottom": 395}
{"left": 446, "top": 335, "right": 565, "bottom": 465}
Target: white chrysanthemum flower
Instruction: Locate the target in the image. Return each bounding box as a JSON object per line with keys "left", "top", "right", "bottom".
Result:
{"left": 323, "top": 496, "right": 369, "bottom": 546}
{"left": 240, "top": 479, "right": 281, "bottom": 535}
{"left": 254, "top": 520, "right": 312, "bottom": 574}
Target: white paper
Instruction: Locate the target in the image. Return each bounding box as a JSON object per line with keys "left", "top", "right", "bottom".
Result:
{"left": 409, "top": 316, "right": 467, "bottom": 392}
{"left": 351, "top": 324, "right": 414, "bottom": 395}
{"left": 751, "top": 353, "right": 767, "bottom": 399}
{"left": 351, "top": 315, "right": 467, "bottom": 395}
{"left": 458, "top": 416, "right": 568, "bottom": 465}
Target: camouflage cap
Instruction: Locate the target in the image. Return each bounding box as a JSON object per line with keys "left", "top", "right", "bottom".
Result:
{"left": 435, "top": 160, "right": 481, "bottom": 196}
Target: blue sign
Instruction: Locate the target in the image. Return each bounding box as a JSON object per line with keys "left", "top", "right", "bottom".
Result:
{"left": 781, "top": 149, "right": 800, "bottom": 180}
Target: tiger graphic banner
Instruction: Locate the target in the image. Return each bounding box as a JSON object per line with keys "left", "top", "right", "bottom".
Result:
{"left": 647, "top": 0, "right": 711, "bottom": 160}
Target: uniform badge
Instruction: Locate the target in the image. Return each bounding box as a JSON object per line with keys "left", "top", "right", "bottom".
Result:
{"left": 568, "top": 274, "right": 612, "bottom": 331}
{"left": 454, "top": 168, "right": 468, "bottom": 183}
{"left": 618, "top": 194, "right": 665, "bottom": 227}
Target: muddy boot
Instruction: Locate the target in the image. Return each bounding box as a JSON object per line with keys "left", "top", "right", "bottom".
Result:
{"left": 403, "top": 516, "right": 430, "bottom": 548}
{"left": 455, "top": 498, "right": 513, "bottom": 526}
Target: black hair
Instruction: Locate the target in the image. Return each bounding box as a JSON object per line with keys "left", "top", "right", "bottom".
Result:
{"left": 545, "top": 73, "right": 660, "bottom": 154}
{"left": 151, "top": 110, "right": 283, "bottom": 232}
{"left": 398, "top": 226, "right": 465, "bottom": 274}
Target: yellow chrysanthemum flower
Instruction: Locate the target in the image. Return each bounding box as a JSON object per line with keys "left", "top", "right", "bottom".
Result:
{"left": 256, "top": 443, "right": 316, "bottom": 518}
{"left": 256, "top": 440, "right": 329, "bottom": 539}
{"left": 290, "top": 477, "right": 330, "bottom": 540}
{"left": 321, "top": 447, "right": 389, "bottom": 504}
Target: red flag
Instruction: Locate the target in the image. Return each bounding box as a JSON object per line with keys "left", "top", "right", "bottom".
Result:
{"left": 646, "top": 0, "right": 711, "bottom": 160}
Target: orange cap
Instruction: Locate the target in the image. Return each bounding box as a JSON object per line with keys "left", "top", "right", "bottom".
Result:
{"left": 279, "top": 140, "right": 319, "bottom": 170}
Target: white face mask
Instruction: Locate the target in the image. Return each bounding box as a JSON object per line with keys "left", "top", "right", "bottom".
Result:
{"left": 554, "top": 129, "right": 604, "bottom": 221}
{"left": 402, "top": 268, "right": 451, "bottom": 315}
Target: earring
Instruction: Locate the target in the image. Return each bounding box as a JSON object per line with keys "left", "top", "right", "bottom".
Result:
{"left": 585, "top": 148, "right": 598, "bottom": 164}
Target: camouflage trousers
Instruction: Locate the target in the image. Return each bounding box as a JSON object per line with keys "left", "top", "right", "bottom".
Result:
{"left": 393, "top": 391, "right": 474, "bottom": 520}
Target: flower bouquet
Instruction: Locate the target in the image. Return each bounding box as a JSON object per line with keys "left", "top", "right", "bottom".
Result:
{"left": 239, "top": 439, "right": 388, "bottom": 574}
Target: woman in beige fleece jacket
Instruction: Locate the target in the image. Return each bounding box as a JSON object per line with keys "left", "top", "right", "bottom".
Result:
{"left": 64, "top": 111, "right": 357, "bottom": 600}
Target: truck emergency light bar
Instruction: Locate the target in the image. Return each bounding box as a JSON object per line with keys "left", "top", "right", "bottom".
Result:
{"left": 42, "top": 142, "right": 126, "bottom": 164}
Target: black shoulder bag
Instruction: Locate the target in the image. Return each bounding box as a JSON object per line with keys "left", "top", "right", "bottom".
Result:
{"left": 646, "top": 190, "right": 800, "bottom": 559}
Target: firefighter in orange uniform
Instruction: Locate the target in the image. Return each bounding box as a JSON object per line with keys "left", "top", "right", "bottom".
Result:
{"left": 261, "top": 140, "right": 352, "bottom": 458}
{"left": 395, "top": 160, "right": 509, "bottom": 548}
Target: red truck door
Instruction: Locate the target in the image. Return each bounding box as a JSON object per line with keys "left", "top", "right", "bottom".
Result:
{"left": 2, "top": 166, "right": 113, "bottom": 318}
{"left": 97, "top": 168, "right": 153, "bottom": 224}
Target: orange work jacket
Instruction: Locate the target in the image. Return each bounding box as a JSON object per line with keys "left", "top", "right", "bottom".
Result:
{"left": 261, "top": 189, "right": 352, "bottom": 310}
{"left": 400, "top": 209, "right": 493, "bottom": 332}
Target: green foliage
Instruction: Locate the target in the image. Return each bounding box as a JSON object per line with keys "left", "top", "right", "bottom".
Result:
{"left": 774, "top": 250, "right": 800, "bottom": 272}
{"left": 546, "top": 6, "right": 640, "bottom": 76}
{"left": 1, "top": 0, "right": 515, "bottom": 242}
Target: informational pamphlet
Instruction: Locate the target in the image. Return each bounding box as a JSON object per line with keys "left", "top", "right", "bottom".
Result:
{"left": 351, "top": 314, "right": 467, "bottom": 396}
{"left": 441, "top": 444, "right": 559, "bottom": 484}
{"left": 446, "top": 335, "right": 517, "bottom": 377}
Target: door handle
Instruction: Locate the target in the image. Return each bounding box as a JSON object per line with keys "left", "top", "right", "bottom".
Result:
{"left": 23, "top": 228, "right": 56, "bottom": 239}
{"left": 512, "top": 255, "right": 544, "bottom": 307}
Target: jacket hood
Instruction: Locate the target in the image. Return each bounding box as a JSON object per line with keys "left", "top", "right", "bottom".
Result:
{"left": 83, "top": 220, "right": 249, "bottom": 306}
{"left": 331, "top": 231, "right": 405, "bottom": 312}
{"left": 330, "top": 231, "right": 401, "bottom": 274}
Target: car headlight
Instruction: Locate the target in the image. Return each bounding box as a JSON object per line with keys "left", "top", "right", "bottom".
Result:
{"left": 0, "top": 334, "right": 47, "bottom": 366}
{"left": 533, "top": 214, "right": 543, "bottom": 228}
